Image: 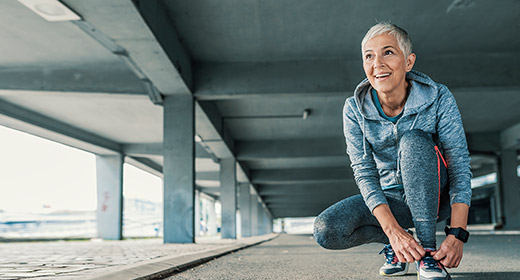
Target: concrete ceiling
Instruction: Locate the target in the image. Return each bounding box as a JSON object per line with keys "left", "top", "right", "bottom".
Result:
{"left": 0, "top": 0, "right": 519, "bottom": 218}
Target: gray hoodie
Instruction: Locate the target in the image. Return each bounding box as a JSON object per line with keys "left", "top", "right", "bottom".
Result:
{"left": 343, "top": 70, "right": 472, "bottom": 213}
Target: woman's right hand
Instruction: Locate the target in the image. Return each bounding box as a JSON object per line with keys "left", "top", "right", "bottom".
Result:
{"left": 372, "top": 203, "right": 426, "bottom": 263}
{"left": 387, "top": 227, "right": 425, "bottom": 263}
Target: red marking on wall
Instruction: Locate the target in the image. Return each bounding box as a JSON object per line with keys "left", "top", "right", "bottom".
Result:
{"left": 102, "top": 191, "right": 110, "bottom": 212}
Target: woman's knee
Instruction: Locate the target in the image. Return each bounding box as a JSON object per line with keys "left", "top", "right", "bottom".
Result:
{"left": 399, "top": 129, "right": 435, "bottom": 157}
{"left": 313, "top": 213, "right": 342, "bottom": 250}
{"left": 399, "top": 129, "right": 433, "bottom": 149}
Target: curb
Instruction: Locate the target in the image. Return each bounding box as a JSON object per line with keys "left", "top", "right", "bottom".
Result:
{"left": 87, "top": 233, "right": 280, "bottom": 280}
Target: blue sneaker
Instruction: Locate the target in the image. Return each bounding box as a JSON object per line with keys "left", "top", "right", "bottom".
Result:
{"left": 379, "top": 244, "right": 409, "bottom": 276}
{"left": 416, "top": 249, "right": 451, "bottom": 280}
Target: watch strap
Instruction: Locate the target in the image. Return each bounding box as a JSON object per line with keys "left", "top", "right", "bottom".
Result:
{"left": 444, "top": 226, "right": 470, "bottom": 243}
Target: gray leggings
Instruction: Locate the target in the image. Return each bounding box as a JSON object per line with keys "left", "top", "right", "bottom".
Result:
{"left": 314, "top": 129, "right": 451, "bottom": 250}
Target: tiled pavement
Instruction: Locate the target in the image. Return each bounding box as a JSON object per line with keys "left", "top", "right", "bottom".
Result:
{"left": 0, "top": 235, "right": 277, "bottom": 280}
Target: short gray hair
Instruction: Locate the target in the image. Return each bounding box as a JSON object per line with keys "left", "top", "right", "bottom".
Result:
{"left": 361, "top": 22, "right": 412, "bottom": 58}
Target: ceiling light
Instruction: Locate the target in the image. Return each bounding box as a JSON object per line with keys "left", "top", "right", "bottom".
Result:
{"left": 303, "top": 109, "right": 311, "bottom": 120}
{"left": 17, "top": 0, "right": 81, "bottom": 22}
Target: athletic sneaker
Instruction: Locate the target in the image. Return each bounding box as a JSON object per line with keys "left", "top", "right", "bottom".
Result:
{"left": 378, "top": 244, "right": 409, "bottom": 276}
{"left": 378, "top": 229, "right": 414, "bottom": 276}
{"left": 416, "top": 249, "right": 451, "bottom": 280}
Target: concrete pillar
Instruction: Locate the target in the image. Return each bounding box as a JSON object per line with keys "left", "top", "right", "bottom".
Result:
{"left": 163, "top": 95, "right": 195, "bottom": 243}
{"left": 220, "top": 158, "right": 237, "bottom": 239}
{"left": 263, "top": 208, "right": 268, "bottom": 234}
{"left": 251, "top": 193, "right": 259, "bottom": 236}
{"left": 208, "top": 198, "right": 218, "bottom": 236}
{"left": 96, "top": 155, "right": 124, "bottom": 240}
{"left": 257, "top": 201, "right": 264, "bottom": 235}
{"left": 265, "top": 212, "right": 272, "bottom": 234}
{"left": 195, "top": 190, "right": 201, "bottom": 237}
{"left": 239, "top": 183, "right": 252, "bottom": 237}
{"left": 498, "top": 149, "right": 520, "bottom": 229}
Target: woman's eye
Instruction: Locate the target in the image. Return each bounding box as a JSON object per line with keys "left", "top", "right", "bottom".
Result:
{"left": 365, "top": 54, "right": 372, "bottom": 60}
{"left": 384, "top": 50, "right": 393, "bottom": 55}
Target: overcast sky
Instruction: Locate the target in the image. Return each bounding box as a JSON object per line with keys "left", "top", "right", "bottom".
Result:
{"left": 0, "top": 125, "right": 161, "bottom": 213}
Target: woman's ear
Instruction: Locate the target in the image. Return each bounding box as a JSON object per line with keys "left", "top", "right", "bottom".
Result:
{"left": 406, "top": 53, "right": 416, "bottom": 72}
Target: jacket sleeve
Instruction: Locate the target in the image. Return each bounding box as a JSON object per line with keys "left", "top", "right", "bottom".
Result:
{"left": 343, "top": 98, "right": 387, "bottom": 213}
{"left": 436, "top": 85, "right": 473, "bottom": 206}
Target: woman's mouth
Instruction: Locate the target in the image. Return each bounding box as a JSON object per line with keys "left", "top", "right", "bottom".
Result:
{"left": 375, "top": 73, "right": 391, "bottom": 81}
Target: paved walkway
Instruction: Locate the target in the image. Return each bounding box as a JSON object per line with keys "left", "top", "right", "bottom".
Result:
{"left": 168, "top": 233, "right": 520, "bottom": 280}
{"left": 0, "top": 234, "right": 277, "bottom": 280}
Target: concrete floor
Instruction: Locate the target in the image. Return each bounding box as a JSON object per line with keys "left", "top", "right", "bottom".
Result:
{"left": 167, "top": 233, "right": 520, "bottom": 280}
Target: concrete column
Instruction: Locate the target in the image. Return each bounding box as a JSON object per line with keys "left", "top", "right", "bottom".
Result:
{"left": 265, "top": 212, "right": 272, "bottom": 234}
{"left": 257, "top": 201, "right": 264, "bottom": 235}
{"left": 239, "top": 184, "right": 252, "bottom": 237}
{"left": 220, "top": 158, "right": 237, "bottom": 238}
{"left": 251, "top": 193, "right": 259, "bottom": 236}
{"left": 96, "top": 155, "right": 124, "bottom": 240}
{"left": 499, "top": 149, "right": 520, "bottom": 229}
{"left": 195, "top": 190, "right": 201, "bottom": 237}
{"left": 163, "top": 95, "right": 195, "bottom": 243}
{"left": 207, "top": 198, "right": 218, "bottom": 236}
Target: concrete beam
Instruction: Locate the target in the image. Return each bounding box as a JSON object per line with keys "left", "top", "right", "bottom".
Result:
{"left": 125, "top": 156, "right": 163, "bottom": 178}
{"left": 262, "top": 195, "right": 346, "bottom": 205}
{"left": 197, "top": 171, "right": 219, "bottom": 181}
{"left": 258, "top": 182, "right": 358, "bottom": 196}
{"left": 267, "top": 202, "right": 333, "bottom": 208}
{"left": 195, "top": 102, "right": 234, "bottom": 158}
{"left": 236, "top": 138, "right": 345, "bottom": 160}
{"left": 271, "top": 209, "right": 324, "bottom": 218}
{"left": 0, "top": 67, "right": 146, "bottom": 95}
{"left": 193, "top": 58, "right": 520, "bottom": 100}
{"left": 194, "top": 60, "right": 352, "bottom": 100}
{"left": 197, "top": 187, "right": 220, "bottom": 199}
{"left": 122, "top": 143, "right": 163, "bottom": 157}
{"left": 251, "top": 167, "right": 354, "bottom": 185}
{"left": 195, "top": 102, "right": 257, "bottom": 187}
{"left": 132, "top": 0, "right": 192, "bottom": 91}
{"left": 64, "top": 0, "right": 191, "bottom": 96}
{"left": 0, "top": 99, "right": 120, "bottom": 155}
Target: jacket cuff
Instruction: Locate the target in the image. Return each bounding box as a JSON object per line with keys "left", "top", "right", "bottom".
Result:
{"left": 450, "top": 195, "right": 472, "bottom": 207}
{"left": 365, "top": 195, "right": 389, "bottom": 214}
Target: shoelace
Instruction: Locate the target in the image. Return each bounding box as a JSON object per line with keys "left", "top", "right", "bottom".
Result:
{"left": 379, "top": 244, "right": 397, "bottom": 264}
{"left": 421, "top": 252, "right": 441, "bottom": 270}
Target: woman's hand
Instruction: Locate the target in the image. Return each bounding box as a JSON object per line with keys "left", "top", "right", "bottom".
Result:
{"left": 387, "top": 227, "right": 425, "bottom": 263}
{"left": 372, "top": 204, "right": 425, "bottom": 263}
{"left": 431, "top": 203, "right": 468, "bottom": 268}
{"left": 431, "top": 235, "right": 464, "bottom": 268}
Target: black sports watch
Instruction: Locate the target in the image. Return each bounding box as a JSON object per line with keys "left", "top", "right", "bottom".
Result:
{"left": 444, "top": 226, "right": 470, "bottom": 243}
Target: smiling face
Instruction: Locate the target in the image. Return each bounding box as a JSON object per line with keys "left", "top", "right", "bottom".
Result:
{"left": 362, "top": 33, "right": 416, "bottom": 96}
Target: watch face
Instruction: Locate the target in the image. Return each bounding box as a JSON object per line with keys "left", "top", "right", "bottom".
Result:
{"left": 459, "top": 230, "right": 469, "bottom": 242}
{"left": 446, "top": 227, "right": 469, "bottom": 243}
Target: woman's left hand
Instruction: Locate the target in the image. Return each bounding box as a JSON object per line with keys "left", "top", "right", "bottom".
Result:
{"left": 430, "top": 235, "right": 464, "bottom": 268}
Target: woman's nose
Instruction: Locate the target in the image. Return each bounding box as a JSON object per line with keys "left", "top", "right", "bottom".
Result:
{"left": 374, "top": 56, "right": 385, "bottom": 68}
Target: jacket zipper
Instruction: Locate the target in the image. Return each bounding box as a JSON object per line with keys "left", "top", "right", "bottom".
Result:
{"left": 393, "top": 121, "right": 402, "bottom": 185}
{"left": 393, "top": 123, "right": 399, "bottom": 145}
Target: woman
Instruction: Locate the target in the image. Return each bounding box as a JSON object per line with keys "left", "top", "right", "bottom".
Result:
{"left": 313, "top": 22, "right": 472, "bottom": 280}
